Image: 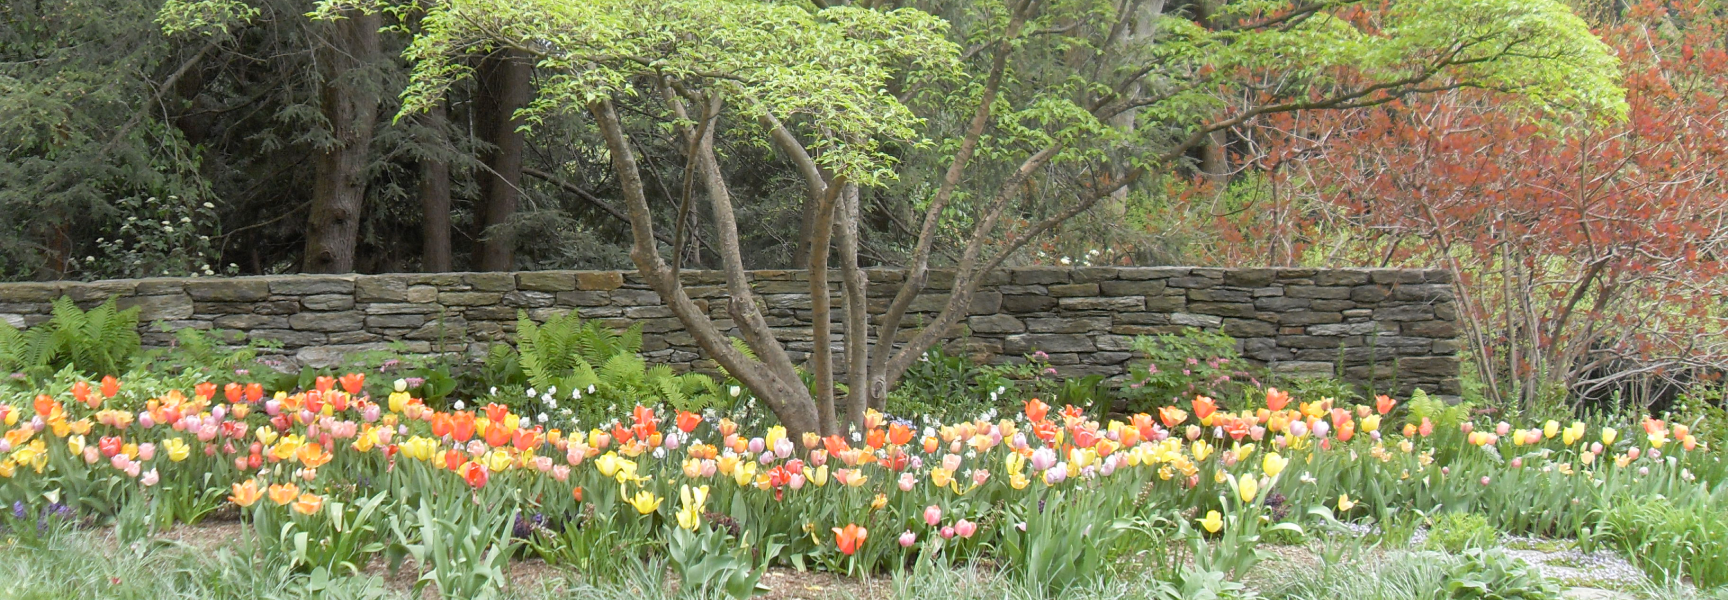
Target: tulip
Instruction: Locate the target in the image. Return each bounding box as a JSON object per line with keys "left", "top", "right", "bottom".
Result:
{"left": 1337, "top": 494, "right": 1356, "bottom": 512}
{"left": 1262, "top": 452, "right": 1287, "bottom": 478}
{"left": 954, "top": 519, "right": 977, "bottom": 539}
{"left": 1199, "top": 510, "right": 1223, "bottom": 533}
{"left": 230, "top": 479, "right": 263, "bottom": 507}
{"left": 140, "top": 469, "right": 159, "bottom": 487}
{"left": 268, "top": 483, "right": 300, "bottom": 505}
{"left": 291, "top": 493, "right": 324, "bottom": 516}
{"left": 833, "top": 524, "right": 867, "bottom": 555}
{"left": 898, "top": 531, "right": 917, "bottom": 547}
{"left": 924, "top": 505, "right": 942, "bottom": 526}
{"left": 1237, "top": 476, "right": 1259, "bottom": 503}
{"left": 627, "top": 490, "right": 662, "bottom": 514}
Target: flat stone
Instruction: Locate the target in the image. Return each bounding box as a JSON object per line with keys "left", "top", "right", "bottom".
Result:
{"left": 1188, "top": 289, "right": 1252, "bottom": 303}
{"left": 1400, "top": 356, "right": 1458, "bottom": 376}
{"left": 1188, "top": 302, "right": 1257, "bottom": 318}
{"left": 0, "top": 282, "right": 65, "bottom": 302}
{"left": 517, "top": 271, "right": 577, "bottom": 292}
{"left": 1002, "top": 333, "right": 1096, "bottom": 353}
{"left": 576, "top": 271, "right": 625, "bottom": 291}
{"left": 439, "top": 291, "right": 503, "bottom": 306}
{"left": 117, "top": 294, "right": 193, "bottom": 321}
{"left": 355, "top": 276, "right": 410, "bottom": 302}
{"left": 1313, "top": 271, "right": 1371, "bottom": 286}
{"left": 968, "top": 291, "right": 1002, "bottom": 315}
{"left": 1374, "top": 305, "right": 1435, "bottom": 322}
{"left": 302, "top": 294, "right": 355, "bottom": 311}
{"left": 1100, "top": 280, "right": 1166, "bottom": 296}
{"left": 503, "top": 290, "right": 556, "bottom": 308}
{"left": 365, "top": 303, "right": 438, "bottom": 315}
{"left": 968, "top": 314, "right": 1025, "bottom": 334}
{"left": 1059, "top": 296, "right": 1144, "bottom": 311}
{"left": 1027, "top": 316, "right": 1109, "bottom": 333}
{"left": 1011, "top": 267, "right": 1070, "bottom": 285}
{"left": 1048, "top": 283, "right": 1100, "bottom": 297}
{"left": 1223, "top": 318, "right": 1277, "bottom": 337}
{"left": 464, "top": 272, "right": 516, "bottom": 292}
{"left": 185, "top": 279, "right": 271, "bottom": 302}
{"left": 365, "top": 314, "right": 426, "bottom": 329}
{"left": 245, "top": 329, "right": 327, "bottom": 347}
{"left": 1285, "top": 285, "right": 1352, "bottom": 299}
{"left": 269, "top": 276, "right": 355, "bottom": 295}
{"left": 135, "top": 279, "right": 186, "bottom": 295}
{"left": 406, "top": 316, "right": 468, "bottom": 340}
{"left": 288, "top": 311, "right": 363, "bottom": 332}
{"left": 212, "top": 314, "right": 289, "bottom": 329}
{"left": 405, "top": 285, "right": 439, "bottom": 303}
{"left": 1272, "top": 361, "right": 1336, "bottom": 375}
{"left": 1222, "top": 269, "right": 1276, "bottom": 287}
{"left": 1308, "top": 321, "right": 1384, "bottom": 336}
{"left": 1280, "top": 311, "right": 1343, "bottom": 325}
{"left": 1401, "top": 320, "right": 1458, "bottom": 337}
{"left": 1393, "top": 284, "right": 1453, "bottom": 302}
{"left": 1169, "top": 312, "right": 1223, "bottom": 327}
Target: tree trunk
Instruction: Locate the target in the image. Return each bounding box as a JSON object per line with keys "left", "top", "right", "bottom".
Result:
{"left": 472, "top": 49, "right": 532, "bottom": 271}
{"left": 304, "top": 10, "right": 380, "bottom": 274}
{"left": 419, "top": 100, "right": 453, "bottom": 272}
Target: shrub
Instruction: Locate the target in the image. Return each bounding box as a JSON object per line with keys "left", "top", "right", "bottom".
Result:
{"left": 1444, "top": 548, "right": 1561, "bottom": 600}
{"left": 1122, "top": 328, "right": 1263, "bottom": 413}
{"left": 1424, "top": 512, "right": 1497, "bottom": 554}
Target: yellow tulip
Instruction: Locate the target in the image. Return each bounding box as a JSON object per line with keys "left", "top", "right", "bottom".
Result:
{"left": 1601, "top": 427, "right": 1618, "bottom": 446}
{"left": 1543, "top": 420, "right": 1559, "bottom": 439}
{"left": 596, "top": 453, "right": 621, "bottom": 478}
{"left": 401, "top": 436, "right": 438, "bottom": 461}
{"left": 930, "top": 467, "right": 953, "bottom": 488}
{"left": 1199, "top": 510, "right": 1223, "bottom": 534}
{"left": 1005, "top": 452, "right": 1025, "bottom": 474}
{"left": 256, "top": 427, "right": 278, "bottom": 446}
{"left": 1262, "top": 452, "right": 1288, "bottom": 478}
{"left": 0, "top": 458, "right": 13, "bottom": 478}
{"left": 1337, "top": 494, "right": 1356, "bottom": 512}
{"left": 627, "top": 490, "right": 662, "bottom": 514}
{"left": 66, "top": 434, "right": 86, "bottom": 456}
{"left": 1009, "top": 471, "right": 1030, "bottom": 490}
{"left": 1360, "top": 414, "right": 1381, "bottom": 433}
{"left": 163, "top": 437, "right": 191, "bottom": 462}
{"left": 483, "top": 449, "right": 514, "bottom": 472}
{"left": 807, "top": 465, "right": 829, "bottom": 487}
{"left": 734, "top": 462, "right": 757, "bottom": 487}
{"left": 1191, "top": 439, "right": 1213, "bottom": 461}
{"left": 1237, "top": 476, "right": 1259, "bottom": 504}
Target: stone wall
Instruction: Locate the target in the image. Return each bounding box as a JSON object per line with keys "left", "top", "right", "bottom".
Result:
{"left": 0, "top": 267, "right": 1460, "bottom": 396}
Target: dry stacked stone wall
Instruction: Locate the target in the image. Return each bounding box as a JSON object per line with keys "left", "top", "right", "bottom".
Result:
{"left": 0, "top": 267, "right": 1460, "bottom": 396}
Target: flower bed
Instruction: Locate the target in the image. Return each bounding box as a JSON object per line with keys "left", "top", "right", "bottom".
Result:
{"left": 1, "top": 373, "right": 1722, "bottom": 597}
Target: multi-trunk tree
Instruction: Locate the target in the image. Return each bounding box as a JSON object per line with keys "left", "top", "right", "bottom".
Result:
{"left": 375, "top": 0, "right": 1623, "bottom": 437}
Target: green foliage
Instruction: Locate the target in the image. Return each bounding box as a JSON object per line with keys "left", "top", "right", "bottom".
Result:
{"left": 0, "top": 296, "right": 141, "bottom": 381}
{"left": 390, "top": 494, "right": 522, "bottom": 600}
{"left": 1444, "top": 547, "right": 1561, "bottom": 600}
{"left": 517, "top": 310, "right": 641, "bottom": 391}
{"left": 665, "top": 526, "right": 768, "bottom": 599}
{"left": 1597, "top": 493, "right": 1728, "bottom": 588}
{"left": 1123, "top": 329, "right": 1261, "bottom": 413}
{"left": 887, "top": 347, "right": 1041, "bottom": 421}
{"left": 1424, "top": 512, "right": 1499, "bottom": 553}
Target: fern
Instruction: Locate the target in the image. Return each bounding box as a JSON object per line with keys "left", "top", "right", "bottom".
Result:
{"left": 6, "top": 297, "right": 142, "bottom": 380}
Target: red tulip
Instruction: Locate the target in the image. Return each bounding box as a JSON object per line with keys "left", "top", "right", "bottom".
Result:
{"left": 459, "top": 461, "right": 489, "bottom": 489}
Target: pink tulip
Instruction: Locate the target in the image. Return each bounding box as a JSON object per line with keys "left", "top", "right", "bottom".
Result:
{"left": 137, "top": 443, "right": 156, "bottom": 461}
{"left": 924, "top": 505, "right": 942, "bottom": 527}
{"left": 899, "top": 472, "right": 917, "bottom": 492}
{"left": 1480, "top": 476, "right": 1491, "bottom": 486}
{"left": 940, "top": 526, "right": 955, "bottom": 539}
{"left": 1030, "top": 448, "right": 1057, "bottom": 471}
{"left": 954, "top": 519, "right": 977, "bottom": 539}
{"left": 899, "top": 531, "right": 917, "bottom": 547}
{"left": 552, "top": 465, "right": 571, "bottom": 482}
{"left": 141, "top": 469, "right": 159, "bottom": 487}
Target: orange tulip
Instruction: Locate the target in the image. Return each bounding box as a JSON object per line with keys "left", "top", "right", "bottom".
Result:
{"left": 72, "top": 381, "right": 94, "bottom": 408}
{"left": 833, "top": 523, "right": 868, "bottom": 556}
{"left": 339, "top": 373, "right": 365, "bottom": 395}
{"left": 245, "top": 382, "right": 264, "bottom": 402}
{"left": 675, "top": 410, "right": 702, "bottom": 433}
{"left": 100, "top": 375, "right": 120, "bottom": 398}
{"left": 1159, "top": 406, "right": 1188, "bottom": 428}
{"left": 33, "top": 394, "right": 55, "bottom": 417}
{"left": 484, "top": 403, "right": 510, "bottom": 425}
{"left": 194, "top": 382, "right": 217, "bottom": 401}
{"left": 1375, "top": 395, "right": 1396, "bottom": 415}
{"left": 267, "top": 483, "right": 300, "bottom": 505}
{"left": 291, "top": 493, "right": 324, "bottom": 515}
{"left": 512, "top": 428, "right": 542, "bottom": 452}
{"left": 865, "top": 428, "right": 886, "bottom": 450}
{"left": 314, "top": 376, "right": 335, "bottom": 392}
{"left": 1024, "top": 398, "right": 1050, "bottom": 423}
{"left": 1266, "top": 388, "right": 1291, "bottom": 412}
{"left": 230, "top": 479, "right": 263, "bottom": 507}
{"left": 485, "top": 423, "right": 511, "bottom": 447}
{"left": 452, "top": 412, "right": 475, "bottom": 442}
{"left": 888, "top": 423, "right": 913, "bottom": 446}
{"left": 297, "top": 443, "right": 332, "bottom": 469}
{"left": 431, "top": 413, "right": 454, "bottom": 438}
{"left": 1192, "top": 396, "right": 1218, "bottom": 423}
{"left": 223, "top": 382, "right": 243, "bottom": 404}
